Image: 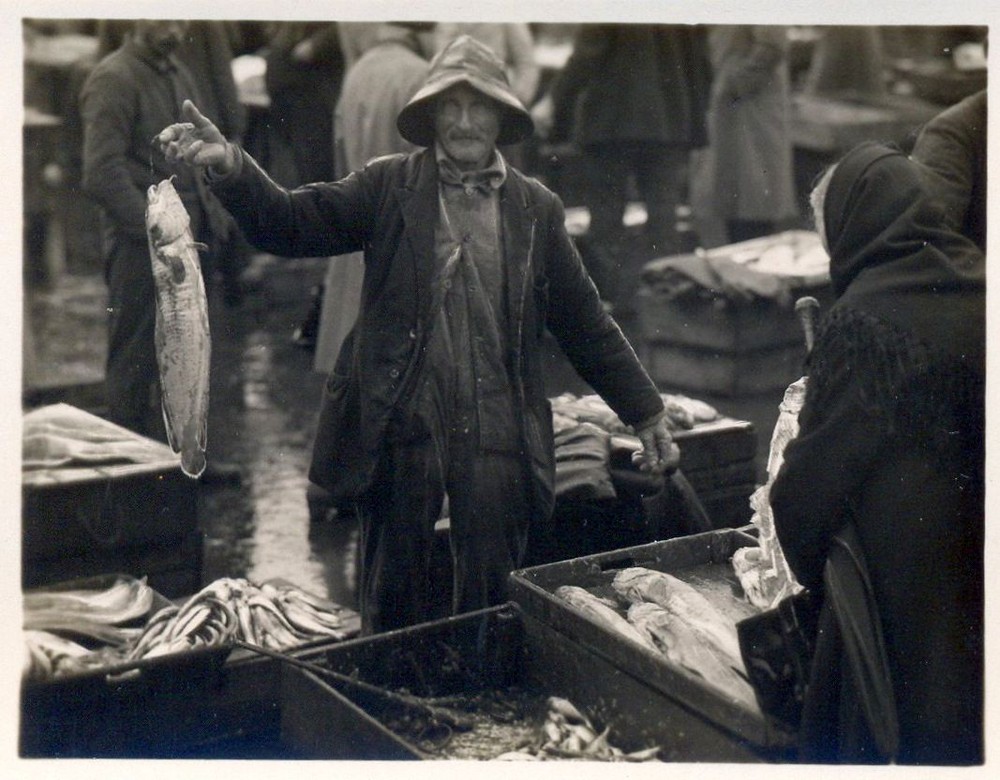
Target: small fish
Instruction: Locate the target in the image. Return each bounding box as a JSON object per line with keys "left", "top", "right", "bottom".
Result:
{"left": 146, "top": 177, "right": 211, "bottom": 478}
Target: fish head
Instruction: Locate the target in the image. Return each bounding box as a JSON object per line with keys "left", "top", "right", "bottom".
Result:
{"left": 146, "top": 177, "right": 190, "bottom": 245}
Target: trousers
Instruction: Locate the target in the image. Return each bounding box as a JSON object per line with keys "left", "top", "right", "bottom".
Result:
{"left": 580, "top": 141, "right": 689, "bottom": 312}
{"left": 357, "top": 433, "right": 531, "bottom": 635}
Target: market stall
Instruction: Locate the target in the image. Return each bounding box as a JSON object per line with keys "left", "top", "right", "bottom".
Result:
{"left": 638, "top": 230, "right": 831, "bottom": 397}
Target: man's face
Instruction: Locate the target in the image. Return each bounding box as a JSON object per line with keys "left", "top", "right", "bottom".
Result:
{"left": 134, "top": 20, "right": 188, "bottom": 58}
{"left": 434, "top": 83, "right": 502, "bottom": 171}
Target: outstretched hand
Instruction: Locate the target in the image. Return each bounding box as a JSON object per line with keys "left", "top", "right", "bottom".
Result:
{"left": 156, "top": 100, "right": 235, "bottom": 174}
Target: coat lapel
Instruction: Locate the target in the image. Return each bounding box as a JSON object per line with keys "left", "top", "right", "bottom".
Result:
{"left": 501, "top": 171, "right": 539, "bottom": 349}
{"left": 398, "top": 150, "right": 441, "bottom": 323}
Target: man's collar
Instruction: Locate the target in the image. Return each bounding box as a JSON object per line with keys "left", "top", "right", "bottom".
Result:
{"left": 435, "top": 143, "right": 507, "bottom": 193}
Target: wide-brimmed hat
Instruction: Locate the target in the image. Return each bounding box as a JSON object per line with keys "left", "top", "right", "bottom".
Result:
{"left": 396, "top": 34, "right": 534, "bottom": 147}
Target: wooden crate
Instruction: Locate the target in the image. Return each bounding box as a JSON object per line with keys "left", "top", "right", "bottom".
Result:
{"left": 508, "top": 529, "right": 795, "bottom": 757}
{"left": 281, "top": 603, "right": 785, "bottom": 761}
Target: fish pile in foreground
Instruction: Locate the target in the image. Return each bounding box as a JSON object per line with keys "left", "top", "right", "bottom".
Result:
{"left": 556, "top": 568, "right": 758, "bottom": 708}
{"left": 23, "top": 576, "right": 356, "bottom": 682}
{"left": 494, "top": 696, "right": 661, "bottom": 761}
{"left": 23, "top": 577, "right": 154, "bottom": 681}
{"left": 128, "top": 577, "right": 353, "bottom": 660}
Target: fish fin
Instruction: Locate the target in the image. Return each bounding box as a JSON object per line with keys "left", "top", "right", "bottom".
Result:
{"left": 161, "top": 400, "right": 181, "bottom": 454}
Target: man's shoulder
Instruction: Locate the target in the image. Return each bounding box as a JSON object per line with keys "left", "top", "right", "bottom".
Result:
{"left": 83, "top": 48, "right": 144, "bottom": 90}
{"left": 362, "top": 152, "right": 411, "bottom": 169}
{"left": 505, "top": 164, "right": 560, "bottom": 207}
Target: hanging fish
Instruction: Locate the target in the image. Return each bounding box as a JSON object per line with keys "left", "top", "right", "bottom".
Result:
{"left": 145, "top": 177, "right": 210, "bottom": 478}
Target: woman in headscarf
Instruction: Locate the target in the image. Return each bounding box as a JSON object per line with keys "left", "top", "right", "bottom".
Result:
{"left": 770, "top": 142, "right": 985, "bottom": 765}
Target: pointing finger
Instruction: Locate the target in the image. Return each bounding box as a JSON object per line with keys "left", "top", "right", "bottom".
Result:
{"left": 182, "top": 99, "right": 211, "bottom": 127}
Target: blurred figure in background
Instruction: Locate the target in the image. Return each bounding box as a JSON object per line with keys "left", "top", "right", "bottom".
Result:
{"left": 264, "top": 22, "right": 345, "bottom": 186}
{"left": 265, "top": 22, "right": 346, "bottom": 347}
{"left": 531, "top": 24, "right": 711, "bottom": 317}
{"left": 911, "top": 89, "right": 987, "bottom": 252}
{"left": 801, "top": 27, "right": 888, "bottom": 100}
{"left": 80, "top": 20, "right": 230, "bottom": 439}
{"left": 313, "top": 22, "right": 434, "bottom": 376}
{"left": 691, "top": 26, "right": 798, "bottom": 248}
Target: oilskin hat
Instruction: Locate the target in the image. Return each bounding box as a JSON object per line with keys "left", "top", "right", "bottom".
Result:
{"left": 396, "top": 34, "right": 534, "bottom": 147}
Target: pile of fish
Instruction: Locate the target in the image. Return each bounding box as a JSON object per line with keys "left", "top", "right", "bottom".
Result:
{"left": 494, "top": 697, "right": 660, "bottom": 761}
{"left": 550, "top": 392, "right": 718, "bottom": 436}
{"left": 146, "top": 176, "right": 211, "bottom": 479}
{"left": 127, "top": 577, "right": 356, "bottom": 660}
{"left": 556, "top": 569, "right": 758, "bottom": 708}
{"left": 23, "top": 576, "right": 358, "bottom": 681}
{"left": 22, "top": 577, "right": 156, "bottom": 681}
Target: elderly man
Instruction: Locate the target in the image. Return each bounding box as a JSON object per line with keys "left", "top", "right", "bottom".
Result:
{"left": 159, "top": 35, "right": 677, "bottom": 634}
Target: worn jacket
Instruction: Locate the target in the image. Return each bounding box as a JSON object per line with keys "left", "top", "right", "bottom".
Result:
{"left": 210, "top": 147, "right": 665, "bottom": 518}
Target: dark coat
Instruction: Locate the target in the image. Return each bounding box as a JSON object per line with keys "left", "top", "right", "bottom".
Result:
{"left": 769, "top": 144, "right": 985, "bottom": 764}
{"left": 210, "top": 147, "right": 664, "bottom": 519}
{"left": 549, "top": 23, "right": 711, "bottom": 148}
{"left": 911, "top": 89, "right": 987, "bottom": 251}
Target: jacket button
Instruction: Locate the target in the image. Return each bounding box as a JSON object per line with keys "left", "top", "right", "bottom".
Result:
{"left": 389, "top": 368, "right": 400, "bottom": 378}
{"left": 409, "top": 329, "right": 417, "bottom": 340}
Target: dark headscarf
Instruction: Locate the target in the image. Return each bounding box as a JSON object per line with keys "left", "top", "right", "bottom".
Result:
{"left": 822, "top": 141, "right": 985, "bottom": 369}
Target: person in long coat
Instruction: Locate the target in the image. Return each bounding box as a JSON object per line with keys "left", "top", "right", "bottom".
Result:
{"left": 770, "top": 142, "right": 985, "bottom": 764}
{"left": 692, "top": 25, "right": 799, "bottom": 247}
{"left": 313, "top": 22, "right": 432, "bottom": 375}
{"left": 158, "top": 36, "right": 678, "bottom": 635}
{"left": 531, "top": 24, "right": 711, "bottom": 313}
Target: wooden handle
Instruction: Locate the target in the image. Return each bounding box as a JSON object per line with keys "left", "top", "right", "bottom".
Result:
{"left": 794, "top": 296, "right": 820, "bottom": 354}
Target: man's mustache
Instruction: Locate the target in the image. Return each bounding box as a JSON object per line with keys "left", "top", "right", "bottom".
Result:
{"left": 447, "top": 131, "right": 485, "bottom": 141}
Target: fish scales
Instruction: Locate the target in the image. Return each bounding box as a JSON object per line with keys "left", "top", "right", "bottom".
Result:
{"left": 146, "top": 178, "right": 210, "bottom": 478}
{"left": 611, "top": 567, "right": 745, "bottom": 674}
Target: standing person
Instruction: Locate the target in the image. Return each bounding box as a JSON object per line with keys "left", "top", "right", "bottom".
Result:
{"left": 80, "top": 19, "right": 228, "bottom": 440}
{"left": 910, "top": 89, "right": 987, "bottom": 252}
{"left": 770, "top": 142, "right": 985, "bottom": 764}
{"left": 531, "top": 24, "right": 711, "bottom": 315}
{"left": 263, "top": 22, "right": 344, "bottom": 186}
{"left": 314, "top": 22, "right": 433, "bottom": 375}
{"left": 159, "top": 36, "right": 678, "bottom": 635}
{"left": 692, "top": 25, "right": 799, "bottom": 248}
{"left": 264, "top": 22, "right": 346, "bottom": 348}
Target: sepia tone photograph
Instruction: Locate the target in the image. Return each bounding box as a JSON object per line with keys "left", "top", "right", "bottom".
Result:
{"left": 7, "top": 0, "right": 995, "bottom": 775}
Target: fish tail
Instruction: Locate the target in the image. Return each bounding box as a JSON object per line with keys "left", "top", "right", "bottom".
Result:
{"left": 181, "top": 447, "right": 206, "bottom": 480}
